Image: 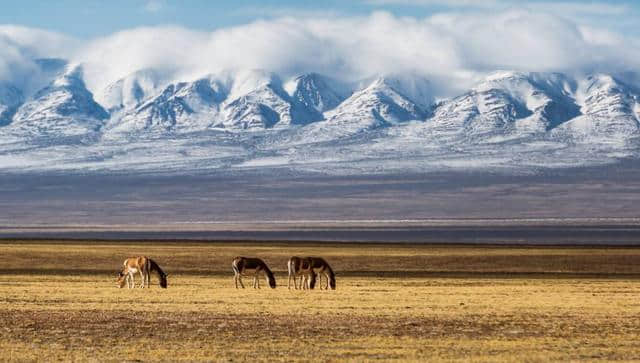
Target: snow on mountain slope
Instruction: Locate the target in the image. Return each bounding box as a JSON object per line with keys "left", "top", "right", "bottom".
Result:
{"left": 98, "top": 69, "right": 163, "bottom": 113}
{"left": 373, "top": 72, "right": 434, "bottom": 109}
{"left": 0, "top": 83, "right": 24, "bottom": 126}
{"left": 2, "top": 66, "right": 640, "bottom": 174}
{"left": 551, "top": 74, "right": 640, "bottom": 144}
{"left": 263, "top": 76, "right": 430, "bottom": 147}
{"left": 104, "top": 70, "right": 326, "bottom": 134}
{"left": 325, "top": 76, "right": 428, "bottom": 129}
{"left": 105, "top": 76, "right": 228, "bottom": 135}
{"left": 428, "top": 72, "right": 580, "bottom": 141}
{"left": 285, "top": 73, "right": 352, "bottom": 113}
{"left": 7, "top": 66, "right": 108, "bottom": 138}
{"left": 221, "top": 70, "right": 321, "bottom": 130}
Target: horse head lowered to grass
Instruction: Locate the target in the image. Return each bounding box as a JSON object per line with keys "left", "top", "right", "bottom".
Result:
{"left": 117, "top": 256, "right": 167, "bottom": 289}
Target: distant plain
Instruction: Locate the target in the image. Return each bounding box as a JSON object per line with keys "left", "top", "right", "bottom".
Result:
{"left": 2, "top": 161, "right": 640, "bottom": 242}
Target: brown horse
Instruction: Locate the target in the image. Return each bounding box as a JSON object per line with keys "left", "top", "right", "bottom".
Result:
{"left": 116, "top": 256, "right": 167, "bottom": 288}
{"left": 287, "top": 256, "right": 317, "bottom": 290}
{"left": 232, "top": 257, "right": 276, "bottom": 289}
{"left": 308, "top": 257, "right": 336, "bottom": 290}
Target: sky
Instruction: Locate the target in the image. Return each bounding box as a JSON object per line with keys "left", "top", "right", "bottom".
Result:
{"left": 0, "top": 0, "right": 638, "bottom": 38}
{"left": 0, "top": 0, "right": 639, "bottom": 97}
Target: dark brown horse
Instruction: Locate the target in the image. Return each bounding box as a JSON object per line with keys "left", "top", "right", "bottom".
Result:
{"left": 308, "top": 257, "right": 336, "bottom": 290}
{"left": 232, "top": 257, "right": 276, "bottom": 289}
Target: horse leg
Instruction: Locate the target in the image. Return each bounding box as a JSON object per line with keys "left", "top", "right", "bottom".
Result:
{"left": 139, "top": 270, "right": 145, "bottom": 288}
{"left": 129, "top": 272, "right": 135, "bottom": 288}
{"left": 146, "top": 261, "right": 151, "bottom": 288}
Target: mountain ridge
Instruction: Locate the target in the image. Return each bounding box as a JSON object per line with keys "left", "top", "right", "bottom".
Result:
{"left": 0, "top": 60, "right": 639, "bottom": 173}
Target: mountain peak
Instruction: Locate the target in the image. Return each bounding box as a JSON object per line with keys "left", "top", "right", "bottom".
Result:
{"left": 8, "top": 65, "right": 108, "bottom": 137}
{"left": 365, "top": 73, "right": 434, "bottom": 109}
{"left": 287, "top": 72, "right": 351, "bottom": 113}
{"left": 99, "top": 68, "right": 163, "bottom": 112}
{"left": 227, "top": 69, "right": 280, "bottom": 100}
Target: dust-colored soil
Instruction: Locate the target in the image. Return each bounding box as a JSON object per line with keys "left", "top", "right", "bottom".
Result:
{"left": 1, "top": 242, "right": 639, "bottom": 361}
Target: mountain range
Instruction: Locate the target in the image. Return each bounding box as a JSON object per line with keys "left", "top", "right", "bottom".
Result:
{"left": 0, "top": 59, "right": 638, "bottom": 174}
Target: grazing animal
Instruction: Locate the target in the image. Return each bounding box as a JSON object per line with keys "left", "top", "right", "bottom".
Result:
{"left": 117, "top": 256, "right": 168, "bottom": 289}
{"left": 232, "top": 257, "right": 276, "bottom": 289}
{"left": 287, "top": 256, "right": 317, "bottom": 290}
{"left": 308, "top": 257, "right": 336, "bottom": 290}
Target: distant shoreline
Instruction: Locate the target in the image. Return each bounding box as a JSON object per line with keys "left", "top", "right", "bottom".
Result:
{"left": 2, "top": 219, "right": 640, "bottom": 245}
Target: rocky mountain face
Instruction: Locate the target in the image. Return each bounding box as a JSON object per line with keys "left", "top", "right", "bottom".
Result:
{"left": 551, "top": 74, "right": 640, "bottom": 143}
{"left": 0, "top": 82, "right": 23, "bottom": 126}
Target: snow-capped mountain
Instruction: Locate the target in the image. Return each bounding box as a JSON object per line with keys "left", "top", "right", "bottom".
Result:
{"left": 551, "top": 74, "right": 640, "bottom": 144}
{"left": 8, "top": 66, "right": 108, "bottom": 138}
{"left": 99, "top": 69, "right": 163, "bottom": 113}
{"left": 0, "top": 62, "right": 639, "bottom": 173}
{"left": 429, "top": 72, "right": 581, "bottom": 139}
{"left": 264, "top": 75, "right": 432, "bottom": 146}
{"left": 106, "top": 76, "right": 228, "bottom": 134}
{"left": 326, "top": 76, "right": 429, "bottom": 127}
{"left": 286, "top": 73, "right": 352, "bottom": 113}
{"left": 221, "top": 70, "right": 322, "bottom": 130}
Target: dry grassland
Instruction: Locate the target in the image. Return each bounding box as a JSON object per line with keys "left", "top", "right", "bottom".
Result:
{"left": 1, "top": 242, "right": 639, "bottom": 362}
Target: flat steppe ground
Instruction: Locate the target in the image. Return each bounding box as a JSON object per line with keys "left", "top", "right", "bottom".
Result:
{"left": 1, "top": 241, "right": 640, "bottom": 362}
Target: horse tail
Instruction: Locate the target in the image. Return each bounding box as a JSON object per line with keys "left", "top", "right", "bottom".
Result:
{"left": 149, "top": 258, "right": 168, "bottom": 288}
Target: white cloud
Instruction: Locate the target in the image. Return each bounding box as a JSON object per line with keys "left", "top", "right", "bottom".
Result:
{"left": 0, "top": 9, "right": 639, "bottom": 99}
{"left": 528, "top": 2, "right": 629, "bottom": 16}
{"left": 0, "top": 25, "right": 76, "bottom": 90}
{"left": 364, "top": 0, "right": 630, "bottom": 15}
{"left": 0, "top": 25, "right": 76, "bottom": 58}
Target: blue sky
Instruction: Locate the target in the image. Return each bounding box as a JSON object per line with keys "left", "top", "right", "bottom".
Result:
{"left": 1, "top": 0, "right": 638, "bottom": 38}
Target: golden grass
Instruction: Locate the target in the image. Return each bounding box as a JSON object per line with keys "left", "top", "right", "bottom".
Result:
{"left": 1, "top": 242, "right": 640, "bottom": 361}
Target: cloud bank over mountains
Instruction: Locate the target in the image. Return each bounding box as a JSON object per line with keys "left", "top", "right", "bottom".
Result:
{"left": 0, "top": 9, "right": 639, "bottom": 99}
